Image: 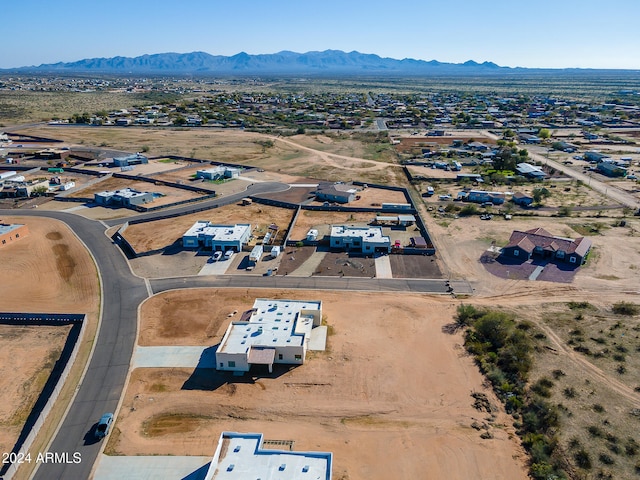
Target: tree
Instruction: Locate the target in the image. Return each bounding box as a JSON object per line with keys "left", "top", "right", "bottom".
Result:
{"left": 532, "top": 187, "right": 550, "bottom": 205}
{"left": 538, "top": 128, "right": 551, "bottom": 140}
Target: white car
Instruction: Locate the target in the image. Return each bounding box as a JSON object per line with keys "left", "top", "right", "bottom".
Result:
{"left": 223, "top": 250, "right": 234, "bottom": 261}
{"left": 438, "top": 194, "right": 452, "bottom": 200}
{"left": 212, "top": 251, "right": 223, "bottom": 262}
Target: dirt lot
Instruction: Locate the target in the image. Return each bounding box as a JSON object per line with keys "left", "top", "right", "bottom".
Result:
{"left": 14, "top": 126, "right": 405, "bottom": 185}
{"left": 0, "top": 324, "right": 72, "bottom": 458}
{"left": 289, "top": 210, "right": 380, "bottom": 241}
{"left": 114, "top": 289, "right": 528, "bottom": 480}
{"left": 67, "top": 176, "right": 205, "bottom": 207}
{"left": 274, "top": 247, "right": 316, "bottom": 275}
{"left": 0, "top": 216, "right": 100, "bottom": 314}
{"left": 425, "top": 212, "right": 640, "bottom": 296}
{"left": 314, "top": 252, "right": 377, "bottom": 277}
{"left": 395, "top": 135, "right": 498, "bottom": 154}
{"left": 0, "top": 216, "right": 99, "bottom": 477}
{"left": 121, "top": 203, "right": 295, "bottom": 254}
{"left": 254, "top": 185, "right": 317, "bottom": 204}
{"left": 389, "top": 254, "right": 443, "bottom": 278}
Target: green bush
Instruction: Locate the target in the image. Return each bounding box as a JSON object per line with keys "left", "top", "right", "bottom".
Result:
{"left": 612, "top": 301, "right": 639, "bottom": 316}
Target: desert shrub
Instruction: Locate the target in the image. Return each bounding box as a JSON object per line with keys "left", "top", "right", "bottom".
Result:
{"left": 563, "top": 387, "right": 578, "bottom": 399}
{"left": 568, "top": 301, "right": 593, "bottom": 310}
{"left": 612, "top": 301, "right": 639, "bottom": 316}
{"left": 588, "top": 425, "right": 603, "bottom": 437}
{"left": 626, "top": 438, "right": 639, "bottom": 456}
{"left": 599, "top": 453, "right": 614, "bottom": 465}
{"left": 531, "top": 378, "right": 554, "bottom": 398}
{"left": 593, "top": 404, "right": 606, "bottom": 413}
{"left": 455, "top": 304, "right": 484, "bottom": 327}
{"left": 575, "top": 449, "right": 592, "bottom": 469}
{"left": 459, "top": 204, "right": 478, "bottom": 216}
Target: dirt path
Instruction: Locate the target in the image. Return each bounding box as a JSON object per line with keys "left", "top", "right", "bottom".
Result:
{"left": 267, "top": 135, "right": 400, "bottom": 172}
{"left": 471, "top": 292, "right": 640, "bottom": 404}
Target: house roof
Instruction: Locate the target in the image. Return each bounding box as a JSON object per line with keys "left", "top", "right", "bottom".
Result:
{"left": 505, "top": 228, "right": 592, "bottom": 256}
{"left": 512, "top": 192, "right": 532, "bottom": 200}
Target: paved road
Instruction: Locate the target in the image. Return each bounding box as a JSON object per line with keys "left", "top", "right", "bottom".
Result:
{"left": 525, "top": 146, "right": 640, "bottom": 210}
{"left": 0, "top": 209, "right": 148, "bottom": 480}
{"left": 103, "top": 181, "right": 290, "bottom": 227}
{"left": 151, "top": 275, "right": 453, "bottom": 294}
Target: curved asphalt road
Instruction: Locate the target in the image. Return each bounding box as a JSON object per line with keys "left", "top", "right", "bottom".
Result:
{"left": 0, "top": 209, "right": 148, "bottom": 480}
{"left": 103, "top": 181, "right": 291, "bottom": 227}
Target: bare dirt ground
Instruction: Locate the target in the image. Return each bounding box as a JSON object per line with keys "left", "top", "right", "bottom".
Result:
{"left": 275, "top": 247, "right": 316, "bottom": 276}
{"left": 114, "top": 289, "right": 529, "bottom": 480}
{"left": 395, "top": 135, "right": 498, "bottom": 154}
{"left": 314, "top": 252, "right": 377, "bottom": 277}
{"left": 121, "top": 203, "right": 295, "bottom": 254}
{"left": 0, "top": 324, "right": 72, "bottom": 457}
{"left": 423, "top": 212, "right": 640, "bottom": 296}
{"left": 0, "top": 216, "right": 99, "bottom": 478}
{"left": 288, "top": 210, "right": 379, "bottom": 241}
{"left": 389, "top": 254, "right": 443, "bottom": 278}
{"left": 67, "top": 176, "right": 205, "bottom": 207}
{"left": 0, "top": 216, "right": 100, "bottom": 314}
{"left": 15, "top": 127, "right": 404, "bottom": 185}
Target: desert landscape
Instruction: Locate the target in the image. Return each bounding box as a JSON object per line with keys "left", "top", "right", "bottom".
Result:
{"left": 0, "top": 216, "right": 100, "bottom": 478}
{"left": 111, "top": 288, "right": 529, "bottom": 480}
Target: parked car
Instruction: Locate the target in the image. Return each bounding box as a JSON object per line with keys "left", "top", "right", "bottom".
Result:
{"left": 264, "top": 269, "right": 273, "bottom": 276}
{"left": 212, "top": 251, "right": 223, "bottom": 262}
{"left": 438, "top": 194, "right": 452, "bottom": 200}
{"left": 223, "top": 250, "right": 234, "bottom": 261}
{"left": 95, "top": 413, "right": 114, "bottom": 439}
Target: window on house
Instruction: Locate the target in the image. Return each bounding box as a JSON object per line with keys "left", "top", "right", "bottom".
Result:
{"left": 294, "top": 354, "right": 302, "bottom": 360}
{"left": 569, "top": 257, "right": 577, "bottom": 263}
{"left": 278, "top": 354, "right": 283, "bottom": 360}
{"left": 228, "top": 361, "right": 236, "bottom": 367}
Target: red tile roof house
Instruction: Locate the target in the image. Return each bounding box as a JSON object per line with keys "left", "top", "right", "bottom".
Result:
{"left": 500, "top": 227, "right": 592, "bottom": 266}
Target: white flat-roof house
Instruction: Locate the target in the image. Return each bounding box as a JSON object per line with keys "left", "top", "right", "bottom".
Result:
{"left": 182, "top": 222, "right": 251, "bottom": 251}
{"left": 204, "top": 432, "right": 332, "bottom": 480}
{"left": 216, "top": 298, "right": 324, "bottom": 373}
{"left": 196, "top": 166, "right": 241, "bottom": 180}
{"left": 94, "top": 188, "right": 155, "bottom": 207}
{"left": 329, "top": 225, "right": 391, "bottom": 254}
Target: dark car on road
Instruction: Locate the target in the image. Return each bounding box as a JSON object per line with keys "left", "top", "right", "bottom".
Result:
{"left": 95, "top": 413, "right": 114, "bottom": 439}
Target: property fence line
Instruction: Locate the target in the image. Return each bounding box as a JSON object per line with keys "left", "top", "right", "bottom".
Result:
{"left": 0, "top": 314, "right": 86, "bottom": 480}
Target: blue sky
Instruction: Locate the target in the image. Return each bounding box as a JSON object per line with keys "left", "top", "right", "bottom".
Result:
{"left": 3, "top": 0, "right": 639, "bottom": 69}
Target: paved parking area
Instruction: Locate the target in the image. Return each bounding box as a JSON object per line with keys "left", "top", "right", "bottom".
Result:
{"left": 197, "top": 257, "right": 233, "bottom": 275}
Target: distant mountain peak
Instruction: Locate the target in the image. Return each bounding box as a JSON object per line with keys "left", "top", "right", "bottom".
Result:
{"left": 13, "top": 50, "right": 515, "bottom": 76}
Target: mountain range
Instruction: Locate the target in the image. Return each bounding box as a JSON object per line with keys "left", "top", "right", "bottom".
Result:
{"left": 11, "top": 50, "right": 514, "bottom": 75}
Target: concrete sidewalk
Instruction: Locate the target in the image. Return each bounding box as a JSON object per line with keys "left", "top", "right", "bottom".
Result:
{"left": 374, "top": 255, "right": 392, "bottom": 278}
{"left": 94, "top": 455, "right": 211, "bottom": 480}
{"left": 131, "top": 346, "right": 215, "bottom": 368}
